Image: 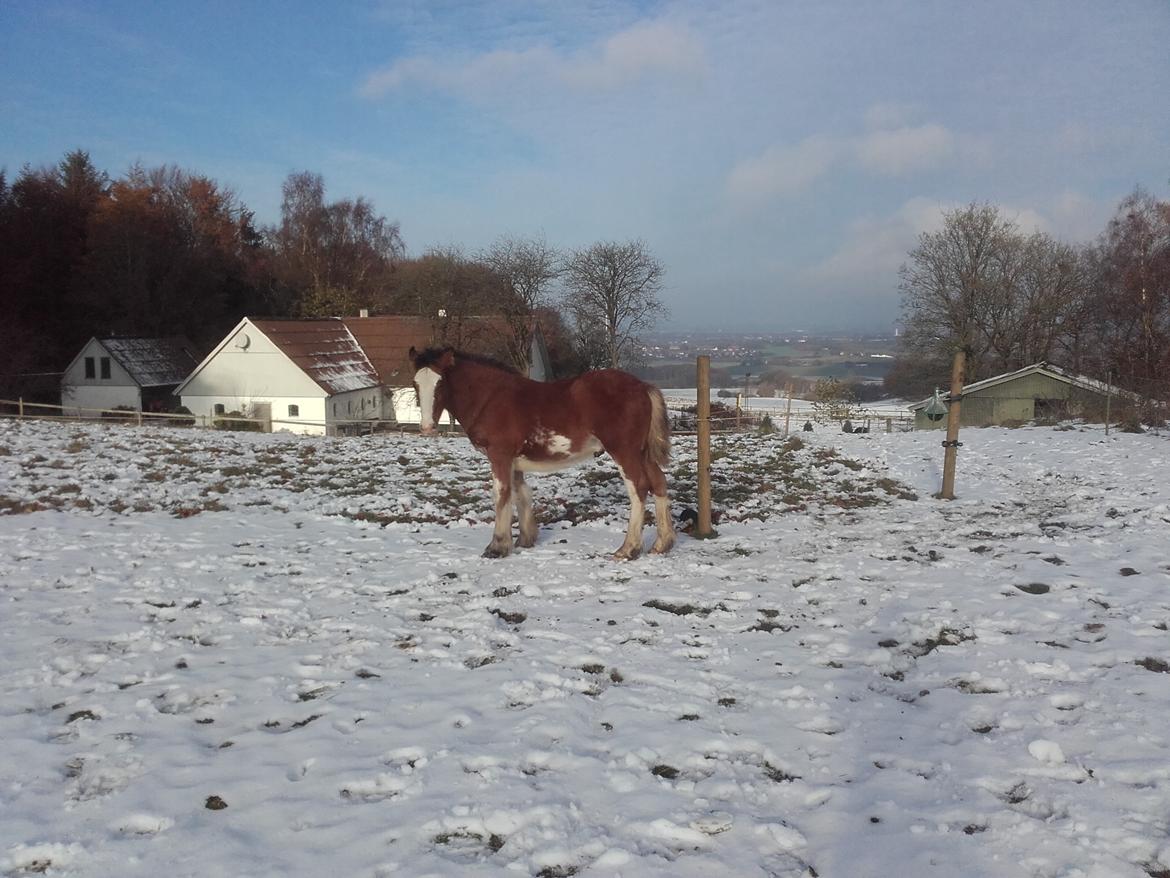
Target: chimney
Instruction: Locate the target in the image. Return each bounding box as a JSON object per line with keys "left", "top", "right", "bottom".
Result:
{"left": 358, "top": 308, "right": 369, "bottom": 318}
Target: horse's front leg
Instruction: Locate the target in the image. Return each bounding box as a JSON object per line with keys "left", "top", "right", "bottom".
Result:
{"left": 512, "top": 471, "right": 537, "bottom": 548}
{"left": 483, "top": 457, "right": 515, "bottom": 558}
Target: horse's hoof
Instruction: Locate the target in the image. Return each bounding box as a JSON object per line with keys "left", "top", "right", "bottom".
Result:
{"left": 649, "top": 538, "right": 675, "bottom": 555}
{"left": 612, "top": 546, "right": 642, "bottom": 561}
{"left": 516, "top": 534, "right": 537, "bottom": 549}
{"left": 482, "top": 544, "right": 511, "bottom": 559}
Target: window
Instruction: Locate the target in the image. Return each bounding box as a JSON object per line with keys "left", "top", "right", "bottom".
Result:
{"left": 333, "top": 403, "right": 337, "bottom": 417}
{"left": 99, "top": 357, "right": 111, "bottom": 379}
{"left": 84, "top": 357, "right": 95, "bottom": 379}
{"left": 213, "top": 404, "right": 225, "bottom": 415}
{"left": 288, "top": 404, "right": 299, "bottom": 418}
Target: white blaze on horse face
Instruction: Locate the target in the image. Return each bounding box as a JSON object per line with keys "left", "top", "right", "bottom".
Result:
{"left": 414, "top": 367, "right": 441, "bottom": 433}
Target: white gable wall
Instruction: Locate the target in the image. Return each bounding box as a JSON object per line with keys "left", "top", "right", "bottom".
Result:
{"left": 61, "top": 339, "right": 142, "bottom": 415}
{"left": 181, "top": 321, "right": 332, "bottom": 435}
{"left": 181, "top": 322, "right": 323, "bottom": 399}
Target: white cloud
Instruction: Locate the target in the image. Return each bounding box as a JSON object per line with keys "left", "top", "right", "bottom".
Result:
{"left": 726, "top": 119, "right": 965, "bottom": 209}
{"left": 726, "top": 135, "right": 844, "bottom": 205}
{"left": 806, "top": 198, "right": 954, "bottom": 283}
{"left": 863, "top": 102, "right": 919, "bottom": 130}
{"left": 561, "top": 20, "right": 707, "bottom": 90}
{"left": 855, "top": 123, "right": 954, "bottom": 175}
{"left": 359, "top": 19, "right": 706, "bottom": 99}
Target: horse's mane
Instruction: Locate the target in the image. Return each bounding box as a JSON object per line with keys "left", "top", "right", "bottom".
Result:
{"left": 413, "top": 346, "right": 521, "bottom": 376}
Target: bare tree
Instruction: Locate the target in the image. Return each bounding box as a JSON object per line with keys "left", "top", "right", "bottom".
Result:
{"left": 268, "top": 171, "right": 404, "bottom": 317}
{"left": 481, "top": 235, "right": 561, "bottom": 371}
{"left": 1084, "top": 189, "right": 1170, "bottom": 386}
{"left": 561, "top": 239, "right": 666, "bottom": 370}
{"left": 898, "top": 203, "right": 1022, "bottom": 381}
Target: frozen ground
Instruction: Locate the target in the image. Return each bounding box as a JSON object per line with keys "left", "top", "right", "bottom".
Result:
{"left": 1, "top": 418, "right": 1169, "bottom": 878}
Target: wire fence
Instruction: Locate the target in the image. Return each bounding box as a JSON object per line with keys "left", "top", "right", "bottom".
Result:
{"left": 0, "top": 398, "right": 456, "bottom": 436}
{"left": 663, "top": 396, "right": 915, "bottom": 435}
{"left": 0, "top": 396, "right": 919, "bottom": 438}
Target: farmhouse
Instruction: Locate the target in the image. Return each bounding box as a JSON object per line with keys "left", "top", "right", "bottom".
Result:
{"left": 910, "top": 362, "right": 1117, "bottom": 429}
{"left": 61, "top": 336, "right": 199, "bottom": 416}
{"left": 177, "top": 314, "right": 552, "bottom": 435}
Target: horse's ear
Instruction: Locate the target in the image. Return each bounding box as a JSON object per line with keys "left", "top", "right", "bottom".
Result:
{"left": 438, "top": 349, "right": 456, "bottom": 370}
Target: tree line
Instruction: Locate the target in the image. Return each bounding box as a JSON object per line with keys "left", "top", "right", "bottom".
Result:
{"left": 0, "top": 150, "right": 667, "bottom": 395}
{"left": 889, "top": 191, "right": 1170, "bottom": 407}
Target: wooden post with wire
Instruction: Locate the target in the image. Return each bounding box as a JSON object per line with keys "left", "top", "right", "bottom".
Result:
{"left": 695, "top": 355, "right": 717, "bottom": 539}
{"left": 939, "top": 347, "right": 966, "bottom": 500}
{"left": 783, "top": 383, "right": 793, "bottom": 436}
{"left": 1105, "top": 370, "right": 1112, "bottom": 436}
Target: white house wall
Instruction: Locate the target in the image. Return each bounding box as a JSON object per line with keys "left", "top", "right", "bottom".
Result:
{"left": 62, "top": 383, "right": 141, "bottom": 415}
{"left": 61, "top": 339, "right": 142, "bottom": 415}
{"left": 181, "top": 395, "right": 328, "bottom": 435}
{"left": 325, "top": 387, "right": 388, "bottom": 427}
{"left": 390, "top": 386, "right": 454, "bottom": 426}
{"left": 181, "top": 324, "right": 323, "bottom": 400}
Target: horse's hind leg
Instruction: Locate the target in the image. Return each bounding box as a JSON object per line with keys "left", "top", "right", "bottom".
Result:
{"left": 512, "top": 471, "right": 537, "bottom": 548}
{"left": 612, "top": 461, "right": 647, "bottom": 561}
{"left": 484, "top": 458, "right": 515, "bottom": 558}
{"left": 646, "top": 459, "right": 676, "bottom": 555}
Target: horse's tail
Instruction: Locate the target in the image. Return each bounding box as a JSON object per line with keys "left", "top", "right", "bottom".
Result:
{"left": 646, "top": 386, "right": 671, "bottom": 468}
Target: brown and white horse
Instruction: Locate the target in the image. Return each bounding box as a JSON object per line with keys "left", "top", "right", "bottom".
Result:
{"left": 409, "top": 346, "right": 676, "bottom": 560}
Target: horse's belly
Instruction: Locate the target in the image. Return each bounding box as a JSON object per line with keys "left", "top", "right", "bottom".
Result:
{"left": 515, "top": 435, "right": 602, "bottom": 473}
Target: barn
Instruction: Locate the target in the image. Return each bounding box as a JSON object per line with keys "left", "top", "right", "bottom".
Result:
{"left": 177, "top": 314, "right": 552, "bottom": 435}
{"left": 910, "top": 362, "right": 1116, "bottom": 429}
{"left": 61, "top": 337, "right": 199, "bottom": 416}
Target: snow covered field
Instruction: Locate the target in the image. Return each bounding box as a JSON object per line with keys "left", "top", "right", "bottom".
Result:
{"left": 1, "top": 418, "right": 1169, "bottom": 878}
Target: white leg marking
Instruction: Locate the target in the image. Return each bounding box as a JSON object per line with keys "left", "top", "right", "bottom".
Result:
{"left": 614, "top": 466, "right": 645, "bottom": 560}
{"left": 513, "top": 472, "right": 537, "bottom": 548}
{"left": 652, "top": 493, "right": 676, "bottom": 554}
{"left": 485, "top": 466, "right": 514, "bottom": 557}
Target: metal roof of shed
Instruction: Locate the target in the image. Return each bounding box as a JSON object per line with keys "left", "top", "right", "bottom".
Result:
{"left": 98, "top": 337, "right": 199, "bottom": 387}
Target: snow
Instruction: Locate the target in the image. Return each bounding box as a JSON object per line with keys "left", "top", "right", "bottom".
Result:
{"left": 1, "top": 418, "right": 1169, "bottom": 877}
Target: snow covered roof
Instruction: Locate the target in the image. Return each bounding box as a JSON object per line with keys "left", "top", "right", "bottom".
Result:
{"left": 249, "top": 319, "right": 380, "bottom": 395}
{"left": 909, "top": 362, "right": 1121, "bottom": 410}
{"left": 98, "top": 337, "right": 199, "bottom": 387}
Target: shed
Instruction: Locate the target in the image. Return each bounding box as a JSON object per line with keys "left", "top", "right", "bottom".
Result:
{"left": 61, "top": 337, "right": 199, "bottom": 416}
{"left": 909, "top": 362, "right": 1116, "bottom": 429}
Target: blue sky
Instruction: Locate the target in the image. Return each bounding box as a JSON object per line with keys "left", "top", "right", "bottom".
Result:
{"left": 2, "top": 1, "right": 1167, "bottom": 331}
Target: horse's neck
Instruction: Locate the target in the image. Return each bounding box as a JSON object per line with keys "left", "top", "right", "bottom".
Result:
{"left": 446, "top": 360, "right": 515, "bottom": 426}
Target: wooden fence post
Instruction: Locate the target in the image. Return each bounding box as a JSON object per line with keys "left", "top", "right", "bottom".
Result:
{"left": 18, "top": 398, "right": 24, "bottom": 420}
{"left": 939, "top": 348, "right": 966, "bottom": 500}
{"left": 783, "top": 384, "right": 793, "bottom": 436}
{"left": 1105, "top": 371, "right": 1112, "bottom": 436}
{"left": 695, "top": 356, "right": 717, "bottom": 539}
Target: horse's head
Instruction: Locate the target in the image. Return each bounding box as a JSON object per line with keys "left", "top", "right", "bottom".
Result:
{"left": 409, "top": 346, "right": 455, "bottom": 436}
